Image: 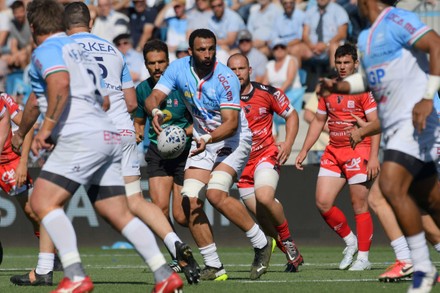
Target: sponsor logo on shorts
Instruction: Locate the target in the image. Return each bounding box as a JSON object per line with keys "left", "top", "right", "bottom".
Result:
{"left": 2, "top": 169, "right": 16, "bottom": 184}
{"left": 104, "top": 131, "right": 121, "bottom": 144}
{"left": 345, "top": 157, "right": 361, "bottom": 171}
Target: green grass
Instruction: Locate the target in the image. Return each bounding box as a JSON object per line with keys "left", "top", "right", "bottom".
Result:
{"left": 1, "top": 245, "right": 439, "bottom": 292}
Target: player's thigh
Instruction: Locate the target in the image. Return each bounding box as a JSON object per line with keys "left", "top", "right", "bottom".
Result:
{"left": 94, "top": 195, "right": 133, "bottom": 231}
{"left": 149, "top": 176, "right": 174, "bottom": 208}
{"left": 315, "top": 176, "right": 346, "bottom": 209}
{"left": 30, "top": 177, "right": 73, "bottom": 217}
{"left": 348, "top": 182, "right": 370, "bottom": 214}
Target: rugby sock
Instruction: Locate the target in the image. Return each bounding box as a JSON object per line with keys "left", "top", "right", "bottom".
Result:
{"left": 199, "top": 243, "right": 222, "bottom": 268}
{"left": 406, "top": 232, "right": 432, "bottom": 273}
{"left": 121, "top": 218, "right": 168, "bottom": 281}
{"left": 246, "top": 223, "right": 268, "bottom": 249}
{"left": 164, "top": 232, "right": 180, "bottom": 258}
{"left": 355, "top": 212, "right": 373, "bottom": 255}
{"left": 343, "top": 231, "right": 357, "bottom": 247}
{"left": 34, "top": 231, "right": 40, "bottom": 238}
{"left": 35, "top": 252, "right": 54, "bottom": 275}
{"left": 276, "top": 220, "right": 292, "bottom": 242}
{"left": 41, "top": 208, "right": 84, "bottom": 280}
{"left": 391, "top": 236, "right": 412, "bottom": 262}
{"left": 433, "top": 242, "right": 440, "bottom": 254}
{"left": 321, "top": 206, "right": 352, "bottom": 239}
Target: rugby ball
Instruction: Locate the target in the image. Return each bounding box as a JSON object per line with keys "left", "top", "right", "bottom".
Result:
{"left": 157, "top": 125, "right": 187, "bottom": 159}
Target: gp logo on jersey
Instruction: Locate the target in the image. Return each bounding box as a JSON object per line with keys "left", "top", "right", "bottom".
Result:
{"left": 345, "top": 157, "right": 361, "bottom": 171}
{"left": 2, "top": 169, "right": 16, "bottom": 184}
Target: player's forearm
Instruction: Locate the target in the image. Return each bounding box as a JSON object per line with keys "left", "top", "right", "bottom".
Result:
{"left": 145, "top": 89, "right": 167, "bottom": 116}
{"left": 301, "top": 118, "right": 325, "bottom": 152}
{"left": 123, "top": 88, "right": 137, "bottom": 113}
{"left": 45, "top": 74, "right": 70, "bottom": 123}
{"left": 16, "top": 93, "right": 40, "bottom": 138}
{"left": 369, "top": 133, "right": 381, "bottom": 160}
{"left": 19, "top": 128, "right": 33, "bottom": 164}
{"left": 360, "top": 119, "right": 381, "bottom": 138}
{"left": 284, "top": 110, "right": 299, "bottom": 147}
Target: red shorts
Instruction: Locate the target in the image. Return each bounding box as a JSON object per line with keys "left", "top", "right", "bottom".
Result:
{"left": 0, "top": 156, "right": 33, "bottom": 195}
{"left": 318, "top": 145, "right": 370, "bottom": 184}
{"left": 237, "top": 144, "right": 280, "bottom": 189}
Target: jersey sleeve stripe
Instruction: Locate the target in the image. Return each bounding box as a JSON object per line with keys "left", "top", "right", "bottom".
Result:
{"left": 154, "top": 83, "right": 172, "bottom": 96}
{"left": 43, "top": 66, "right": 68, "bottom": 79}
{"left": 0, "top": 106, "right": 6, "bottom": 118}
{"left": 409, "top": 27, "right": 432, "bottom": 46}
{"left": 364, "top": 107, "right": 377, "bottom": 114}
{"left": 220, "top": 104, "right": 241, "bottom": 110}
{"left": 317, "top": 109, "right": 327, "bottom": 115}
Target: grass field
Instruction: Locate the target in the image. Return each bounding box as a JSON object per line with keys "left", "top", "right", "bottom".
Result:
{"left": 1, "top": 245, "right": 439, "bottom": 293}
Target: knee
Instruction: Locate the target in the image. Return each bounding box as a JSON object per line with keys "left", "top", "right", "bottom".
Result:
{"left": 379, "top": 177, "right": 401, "bottom": 202}
{"left": 255, "top": 192, "right": 275, "bottom": 207}
{"left": 173, "top": 209, "right": 188, "bottom": 227}
{"left": 315, "top": 196, "right": 332, "bottom": 213}
{"left": 206, "top": 171, "right": 233, "bottom": 206}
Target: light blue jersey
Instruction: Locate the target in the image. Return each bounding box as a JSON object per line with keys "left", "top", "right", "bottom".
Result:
{"left": 29, "top": 32, "right": 116, "bottom": 140}
{"left": 358, "top": 7, "right": 438, "bottom": 132}
{"left": 155, "top": 56, "right": 251, "bottom": 141}
{"left": 70, "top": 32, "right": 135, "bottom": 131}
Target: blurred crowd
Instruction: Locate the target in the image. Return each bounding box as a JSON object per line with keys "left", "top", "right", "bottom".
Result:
{"left": 0, "top": 0, "right": 367, "bottom": 164}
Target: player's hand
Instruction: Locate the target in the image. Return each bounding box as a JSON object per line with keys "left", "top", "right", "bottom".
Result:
{"left": 295, "top": 150, "right": 308, "bottom": 170}
{"left": 317, "top": 78, "right": 334, "bottom": 97}
{"left": 412, "top": 99, "right": 433, "bottom": 133}
{"left": 190, "top": 136, "right": 208, "bottom": 157}
{"left": 135, "top": 133, "right": 144, "bottom": 144}
{"left": 276, "top": 142, "right": 292, "bottom": 165}
{"left": 11, "top": 133, "right": 24, "bottom": 155}
{"left": 151, "top": 114, "right": 164, "bottom": 135}
{"left": 14, "top": 161, "right": 27, "bottom": 188}
{"left": 366, "top": 156, "right": 380, "bottom": 181}
{"left": 348, "top": 113, "right": 367, "bottom": 149}
{"left": 102, "top": 95, "right": 110, "bottom": 112}
{"left": 31, "top": 129, "right": 54, "bottom": 156}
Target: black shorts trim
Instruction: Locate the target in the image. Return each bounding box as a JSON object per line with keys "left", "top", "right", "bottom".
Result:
{"left": 87, "top": 185, "right": 126, "bottom": 204}
{"left": 383, "top": 149, "right": 437, "bottom": 180}
{"left": 145, "top": 143, "right": 188, "bottom": 185}
{"left": 39, "top": 171, "right": 80, "bottom": 194}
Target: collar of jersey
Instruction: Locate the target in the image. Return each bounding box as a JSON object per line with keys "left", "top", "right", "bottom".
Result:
{"left": 189, "top": 58, "right": 218, "bottom": 99}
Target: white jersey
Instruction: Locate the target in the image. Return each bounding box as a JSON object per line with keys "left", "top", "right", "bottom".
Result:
{"left": 29, "top": 32, "right": 117, "bottom": 140}
{"left": 70, "top": 32, "right": 135, "bottom": 131}
{"left": 358, "top": 7, "right": 438, "bottom": 132}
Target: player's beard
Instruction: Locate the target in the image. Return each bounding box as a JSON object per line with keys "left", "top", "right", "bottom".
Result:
{"left": 193, "top": 52, "right": 216, "bottom": 74}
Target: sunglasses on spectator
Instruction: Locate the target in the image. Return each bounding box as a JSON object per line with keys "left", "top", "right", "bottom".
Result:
{"left": 239, "top": 39, "right": 252, "bottom": 43}
{"left": 282, "top": 1, "right": 294, "bottom": 5}
{"left": 117, "top": 41, "right": 130, "bottom": 46}
{"left": 273, "top": 45, "right": 286, "bottom": 50}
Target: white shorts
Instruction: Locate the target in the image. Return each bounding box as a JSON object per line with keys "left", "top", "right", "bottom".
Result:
{"left": 42, "top": 131, "right": 124, "bottom": 188}
{"left": 384, "top": 119, "right": 440, "bottom": 163}
{"left": 119, "top": 129, "right": 140, "bottom": 177}
{"left": 185, "top": 138, "right": 251, "bottom": 178}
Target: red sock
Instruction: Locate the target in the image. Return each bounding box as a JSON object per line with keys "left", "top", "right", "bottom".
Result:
{"left": 34, "top": 231, "right": 40, "bottom": 239}
{"left": 321, "top": 206, "right": 351, "bottom": 238}
{"left": 355, "top": 211, "right": 373, "bottom": 252}
{"left": 276, "top": 219, "right": 292, "bottom": 242}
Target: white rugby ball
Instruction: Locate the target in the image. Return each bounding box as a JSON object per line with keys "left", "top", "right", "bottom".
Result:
{"left": 157, "top": 125, "right": 187, "bottom": 159}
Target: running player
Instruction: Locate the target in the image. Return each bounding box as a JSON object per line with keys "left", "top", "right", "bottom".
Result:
{"left": 145, "top": 29, "right": 272, "bottom": 281}
{"left": 227, "top": 53, "right": 305, "bottom": 273}
{"left": 296, "top": 44, "right": 380, "bottom": 271}
{"left": 319, "top": 0, "right": 440, "bottom": 290}
{"left": 18, "top": 1, "right": 184, "bottom": 292}
{"left": 64, "top": 2, "right": 199, "bottom": 284}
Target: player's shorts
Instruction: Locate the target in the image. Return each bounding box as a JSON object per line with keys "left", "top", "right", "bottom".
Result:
{"left": 185, "top": 136, "right": 251, "bottom": 178}
{"left": 41, "top": 131, "right": 125, "bottom": 202}
{"left": 318, "top": 145, "right": 370, "bottom": 184}
{"left": 145, "top": 142, "right": 189, "bottom": 186}
{"left": 0, "top": 156, "right": 32, "bottom": 196}
{"left": 237, "top": 144, "right": 280, "bottom": 189}
{"left": 384, "top": 119, "right": 439, "bottom": 163}
{"left": 119, "top": 129, "right": 140, "bottom": 177}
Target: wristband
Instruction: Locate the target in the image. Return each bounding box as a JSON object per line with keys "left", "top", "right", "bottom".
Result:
{"left": 152, "top": 108, "right": 163, "bottom": 117}
{"left": 344, "top": 72, "right": 367, "bottom": 94}
{"left": 200, "top": 134, "right": 212, "bottom": 144}
{"left": 423, "top": 74, "right": 440, "bottom": 100}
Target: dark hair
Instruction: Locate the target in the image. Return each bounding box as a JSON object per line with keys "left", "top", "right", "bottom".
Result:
{"left": 64, "top": 2, "right": 90, "bottom": 29}
{"left": 113, "top": 33, "right": 131, "bottom": 45}
{"left": 27, "top": 0, "right": 65, "bottom": 36}
{"left": 10, "top": 0, "right": 24, "bottom": 11}
{"left": 334, "top": 43, "right": 358, "bottom": 62}
{"left": 227, "top": 53, "right": 249, "bottom": 67}
{"left": 142, "top": 39, "right": 169, "bottom": 62}
{"left": 188, "top": 29, "right": 216, "bottom": 50}
{"left": 381, "top": 0, "right": 399, "bottom": 6}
